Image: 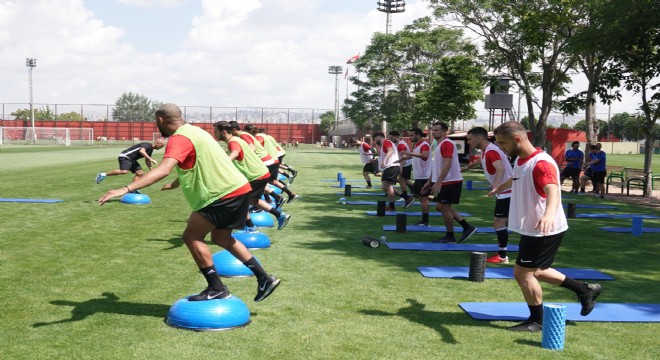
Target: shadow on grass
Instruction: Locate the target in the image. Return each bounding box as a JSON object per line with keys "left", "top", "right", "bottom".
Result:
{"left": 32, "top": 292, "right": 169, "bottom": 327}
{"left": 360, "top": 298, "right": 505, "bottom": 344}
{"left": 147, "top": 235, "right": 184, "bottom": 250}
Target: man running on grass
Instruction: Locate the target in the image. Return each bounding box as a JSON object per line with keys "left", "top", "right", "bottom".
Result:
{"left": 99, "top": 103, "right": 280, "bottom": 302}
{"left": 96, "top": 140, "right": 165, "bottom": 186}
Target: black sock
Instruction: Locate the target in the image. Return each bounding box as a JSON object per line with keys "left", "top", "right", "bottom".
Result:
{"left": 282, "top": 186, "right": 294, "bottom": 197}
{"left": 270, "top": 193, "right": 282, "bottom": 202}
{"left": 496, "top": 228, "right": 508, "bottom": 256}
{"left": 580, "top": 187, "right": 585, "bottom": 192}
{"left": 281, "top": 172, "right": 290, "bottom": 179}
{"left": 458, "top": 219, "right": 470, "bottom": 229}
{"left": 243, "top": 257, "right": 267, "bottom": 280}
{"left": 389, "top": 202, "right": 395, "bottom": 210}
{"left": 263, "top": 193, "right": 273, "bottom": 202}
{"left": 245, "top": 218, "right": 254, "bottom": 227}
{"left": 422, "top": 213, "right": 429, "bottom": 223}
{"left": 268, "top": 207, "right": 281, "bottom": 218}
{"left": 561, "top": 277, "right": 589, "bottom": 296}
{"left": 200, "top": 265, "right": 225, "bottom": 291}
{"left": 367, "top": 180, "right": 372, "bottom": 187}
{"left": 528, "top": 304, "right": 543, "bottom": 322}
{"left": 402, "top": 191, "right": 408, "bottom": 198}
{"left": 446, "top": 231, "right": 455, "bottom": 239}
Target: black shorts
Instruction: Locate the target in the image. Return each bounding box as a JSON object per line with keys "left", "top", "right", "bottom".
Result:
{"left": 516, "top": 232, "right": 565, "bottom": 269}
{"left": 278, "top": 155, "right": 285, "bottom": 163}
{"left": 363, "top": 159, "right": 379, "bottom": 174}
{"left": 267, "top": 163, "right": 280, "bottom": 181}
{"left": 583, "top": 168, "right": 592, "bottom": 178}
{"left": 561, "top": 167, "right": 581, "bottom": 179}
{"left": 381, "top": 166, "right": 401, "bottom": 184}
{"left": 248, "top": 178, "right": 269, "bottom": 202}
{"left": 197, "top": 193, "right": 250, "bottom": 230}
{"left": 118, "top": 157, "right": 141, "bottom": 173}
{"left": 400, "top": 165, "right": 412, "bottom": 180}
{"left": 591, "top": 170, "right": 607, "bottom": 185}
{"left": 494, "top": 197, "right": 511, "bottom": 218}
{"left": 411, "top": 179, "right": 430, "bottom": 196}
{"left": 435, "top": 181, "right": 462, "bottom": 204}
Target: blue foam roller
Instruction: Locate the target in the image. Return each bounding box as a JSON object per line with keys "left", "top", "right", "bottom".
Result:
{"left": 337, "top": 172, "right": 343, "bottom": 181}
{"left": 250, "top": 211, "right": 274, "bottom": 227}
{"left": 232, "top": 230, "right": 271, "bottom": 249}
{"left": 466, "top": 180, "right": 473, "bottom": 191}
{"left": 542, "top": 304, "right": 566, "bottom": 350}
{"left": 120, "top": 193, "right": 151, "bottom": 204}
{"left": 277, "top": 173, "right": 287, "bottom": 182}
{"left": 631, "top": 216, "right": 644, "bottom": 237}
{"left": 339, "top": 177, "right": 346, "bottom": 188}
{"left": 166, "top": 295, "right": 250, "bottom": 331}
{"left": 212, "top": 250, "right": 259, "bottom": 277}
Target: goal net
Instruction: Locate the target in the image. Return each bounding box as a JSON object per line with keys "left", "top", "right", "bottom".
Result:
{"left": 0, "top": 127, "right": 94, "bottom": 146}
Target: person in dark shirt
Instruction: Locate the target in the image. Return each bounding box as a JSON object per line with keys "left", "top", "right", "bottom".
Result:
{"left": 96, "top": 140, "right": 165, "bottom": 186}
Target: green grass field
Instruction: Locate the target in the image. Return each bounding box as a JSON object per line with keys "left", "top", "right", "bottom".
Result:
{"left": 1, "top": 145, "right": 659, "bottom": 359}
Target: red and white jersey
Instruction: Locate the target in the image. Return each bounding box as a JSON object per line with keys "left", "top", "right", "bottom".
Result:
{"left": 411, "top": 140, "right": 432, "bottom": 180}
{"left": 431, "top": 138, "right": 462, "bottom": 184}
{"left": 396, "top": 141, "right": 412, "bottom": 167}
{"left": 379, "top": 139, "right": 400, "bottom": 170}
{"left": 481, "top": 142, "right": 512, "bottom": 199}
{"left": 509, "top": 149, "right": 568, "bottom": 237}
{"left": 359, "top": 142, "right": 374, "bottom": 164}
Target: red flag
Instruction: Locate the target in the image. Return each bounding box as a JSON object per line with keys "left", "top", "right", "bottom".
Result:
{"left": 346, "top": 54, "right": 360, "bottom": 64}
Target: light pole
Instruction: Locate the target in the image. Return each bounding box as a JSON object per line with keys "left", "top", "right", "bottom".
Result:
{"left": 376, "top": 1, "right": 405, "bottom": 134}
{"left": 328, "top": 65, "right": 342, "bottom": 134}
{"left": 26, "top": 58, "right": 37, "bottom": 141}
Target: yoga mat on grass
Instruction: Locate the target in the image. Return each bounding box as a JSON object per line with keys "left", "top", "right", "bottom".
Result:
{"left": 418, "top": 266, "right": 614, "bottom": 280}
{"left": 0, "top": 198, "right": 63, "bottom": 203}
{"left": 382, "top": 225, "right": 504, "bottom": 233}
{"left": 575, "top": 214, "right": 660, "bottom": 219}
{"left": 331, "top": 184, "right": 367, "bottom": 188}
{"left": 366, "top": 211, "right": 471, "bottom": 217}
{"left": 601, "top": 227, "right": 660, "bottom": 233}
{"left": 321, "top": 179, "right": 379, "bottom": 183}
{"left": 386, "top": 242, "right": 519, "bottom": 252}
{"left": 562, "top": 204, "right": 618, "bottom": 209}
{"left": 346, "top": 200, "right": 420, "bottom": 206}
{"left": 459, "top": 302, "right": 660, "bottom": 322}
{"left": 335, "top": 192, "right": 386, "bottom": 196}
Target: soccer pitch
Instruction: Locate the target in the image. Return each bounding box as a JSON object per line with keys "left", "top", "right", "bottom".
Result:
{"left": 1, "top": 145, "right": 659, "bottom": 359}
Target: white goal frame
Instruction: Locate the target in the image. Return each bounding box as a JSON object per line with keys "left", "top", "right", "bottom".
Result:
{"left": 0, "top": 127, "right": 94, "bottom": 146}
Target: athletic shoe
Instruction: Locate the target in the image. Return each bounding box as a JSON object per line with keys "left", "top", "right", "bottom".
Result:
{"left": 577, "top": 191, "right": 587, "bottom": 195}
{"left": 290, "top": 169, "right": 298, "bottom": 178}
{"left": 275, "top": 196, "right": 286, "bottom": 210}
{"left": 288, "top": 175, "right": 295, "bottom": 184}
{"left": 243, "top": 226, "right": 258, "bottom": 233}
{"left": 384, "top": 206, "right": 395, "bottom": 212}
{"left": 403, "top": 195, "right": 415, "bottom": 209}
{"left": 508, "top": 319, "right": 542, "bottom": 332}
{"left": 188, "top": 286, "right": 231, "bottom": 301}
{"left": 254, "top": 275, "right": 281, "bottom": 302}
{"left": 287, "top": 194, "right": 301, "bottom": 203}
{"left": 432, "top": 236, "right": 456, "bottom": 243}
{"left": 414, "top": 220, "right": 430, "bottom": 227}
{"left": 131, "top": 189, "right": 141, "bottom": 194}
{"left": 365, "top": 185, "right": 373, "bottom": 189}
{"left": 458, "top": 226, "right": 478, "bottom": 243}
{"left": 578, "top": 283, "right": 602, "bottom": 316}
{"left": 486, "top": 254, "right": 509, "bottom": 264}
{"left": 277, "top": 213, "right": 291, "bottom": 230}
{"left": 95, "top": 172, "right": 106, "bottom": 184}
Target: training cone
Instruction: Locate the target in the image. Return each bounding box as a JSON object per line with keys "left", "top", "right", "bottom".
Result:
{"left": 250, "top": 211, "right": 275, "bottom": 228}
{"left": 166, "top": 295, "right": 250, "bottom": 331}
{"left": 120, "top": 193, "right": 151, "bottom": 204}
{"left": 233, "top": 230, "right": 271, "bottom": 249}
{"left": 212, "top": 250, "right": 260, "bottom": 277}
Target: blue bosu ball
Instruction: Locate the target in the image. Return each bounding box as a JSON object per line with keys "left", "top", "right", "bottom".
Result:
{"left": 212, "top": 250, "right": 260, "bottom": 277}
{"left": 277, "top": 173, "right": 287, "bottom": 182}
{"left": 250, "top": 211, "right": 274, "bottom": 227}
{"left": 233, "top": 230, "right": 271, "bottom": 249}
{"left": 166, "top": 295, "right": 250, "bottom": 331}
{"left": 120, "top": 193, "right": 151, "bottom": 204}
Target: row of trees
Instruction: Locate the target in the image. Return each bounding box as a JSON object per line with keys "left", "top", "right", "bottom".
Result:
{"left": 9, "top": 92, "right": 161, "bottom": 122}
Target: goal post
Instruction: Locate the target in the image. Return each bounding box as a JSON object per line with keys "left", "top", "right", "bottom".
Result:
{"left": 0, "top": 127, "right": 94, "bottom": 146}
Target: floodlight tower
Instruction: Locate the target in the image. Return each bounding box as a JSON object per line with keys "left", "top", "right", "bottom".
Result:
{"left": 26, "top": 58, "right": 37, "bottom": 141}
{"left": 376, "top": 1, "right": 405, "bottom": 134}
{"left": 328, "top": 65, "right": 343, "bottom": 131}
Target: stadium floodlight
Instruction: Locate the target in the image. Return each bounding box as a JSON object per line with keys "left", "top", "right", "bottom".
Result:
{"left": 26, "top": 58, "right": 37, "bottom": 142}
{"left": 328, "top": 66, "right": 343, "bottom": 131}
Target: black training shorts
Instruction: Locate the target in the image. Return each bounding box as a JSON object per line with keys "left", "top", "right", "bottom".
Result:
{"left": 516, "top": 232, "right": 565, "bottom": 269}
{"left": 118, "top": 157, "right": 141, "bottom": 173}
{"left": 197, "top": 193, "right": 250, "bottom": 230}
{"left": 436, "top": 181, "right": 463, "bottom": 204}
{"left": 381, "top": 166, "right": 401, "bottom": 184}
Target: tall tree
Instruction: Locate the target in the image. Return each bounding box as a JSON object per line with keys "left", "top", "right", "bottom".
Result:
{"left": 112, "top": 92, "right": 160, "bottom": 122}
{"left": 430, "top": 0, "right": 583, "bottom": 147}
{"left": 318, "top": 111, "right": 335, "bottom": 134}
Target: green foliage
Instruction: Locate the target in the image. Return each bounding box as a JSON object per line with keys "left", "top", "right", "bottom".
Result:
{"left": 57, "top": 111, "right": 83, "bottom": 121}
{"left": 112, "top": 92, "right": 161, "bottom": 122}
{"left": 319, "top": 111, "right": 335, "bottom": 134}
{"left": 11, "top": 106, "right": 56, "bottom": 121}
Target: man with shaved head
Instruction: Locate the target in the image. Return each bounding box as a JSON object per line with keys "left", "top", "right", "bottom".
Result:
{"left": 99, "top": 103, "right": 281, "bottom": 302}
{"left": 96, "top": 138, "right": 165, "bottom": 186}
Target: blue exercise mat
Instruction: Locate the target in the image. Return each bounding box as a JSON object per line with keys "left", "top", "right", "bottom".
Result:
{"left": 335, "top": 192, "right": 385, "bottom": 196}
{"left": 386, "top": 242, "right": 519, "bottom": 252}
{"left": 382, "top": 225, "right": 503, "bottom": 233}
{"left": 563, "top": 204, "right": 618, "bottom": 209}
{"left": 331, "top": 185, "right": 367, "bottom": 188}
{"left": 0, "top": 198, "right": 63, "bottom": 203}
{"left": 366, "top": 211, "right": 471, "bottom": 217}
{"left": 321, "top": 179, "right": 379, "bottom": 183}
{"left": 382, "top": 225, "right": 504, "bottom": 233}
{"left": 575, "top": 214, "right": 660, "bottom": 219}
{"left": 418, "top": 266, "right": 614, "bottom": 280}
{"left": 345, "top": 200, "right": 419, "bottom": 206}
{"left": 601, "top": 227, "right": 660, "bottom": 233}
{"left": 459, "top": 302, "right": 660, "bottom": 322}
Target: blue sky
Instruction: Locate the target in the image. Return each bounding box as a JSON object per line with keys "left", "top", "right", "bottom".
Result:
{"left": 0, "top": 0, "right": 646, "bottom": 125}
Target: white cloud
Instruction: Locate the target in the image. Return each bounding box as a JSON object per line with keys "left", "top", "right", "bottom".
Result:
{"left": 117, "top": 0, "right": 189, "bottom": 7}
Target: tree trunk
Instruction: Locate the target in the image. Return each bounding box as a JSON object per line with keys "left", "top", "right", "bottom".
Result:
{"left": 584, "top": 89, "right": 598, "bottom": 144}
{"left": 643, "top": 134, "right": 654, "bottom": 197}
